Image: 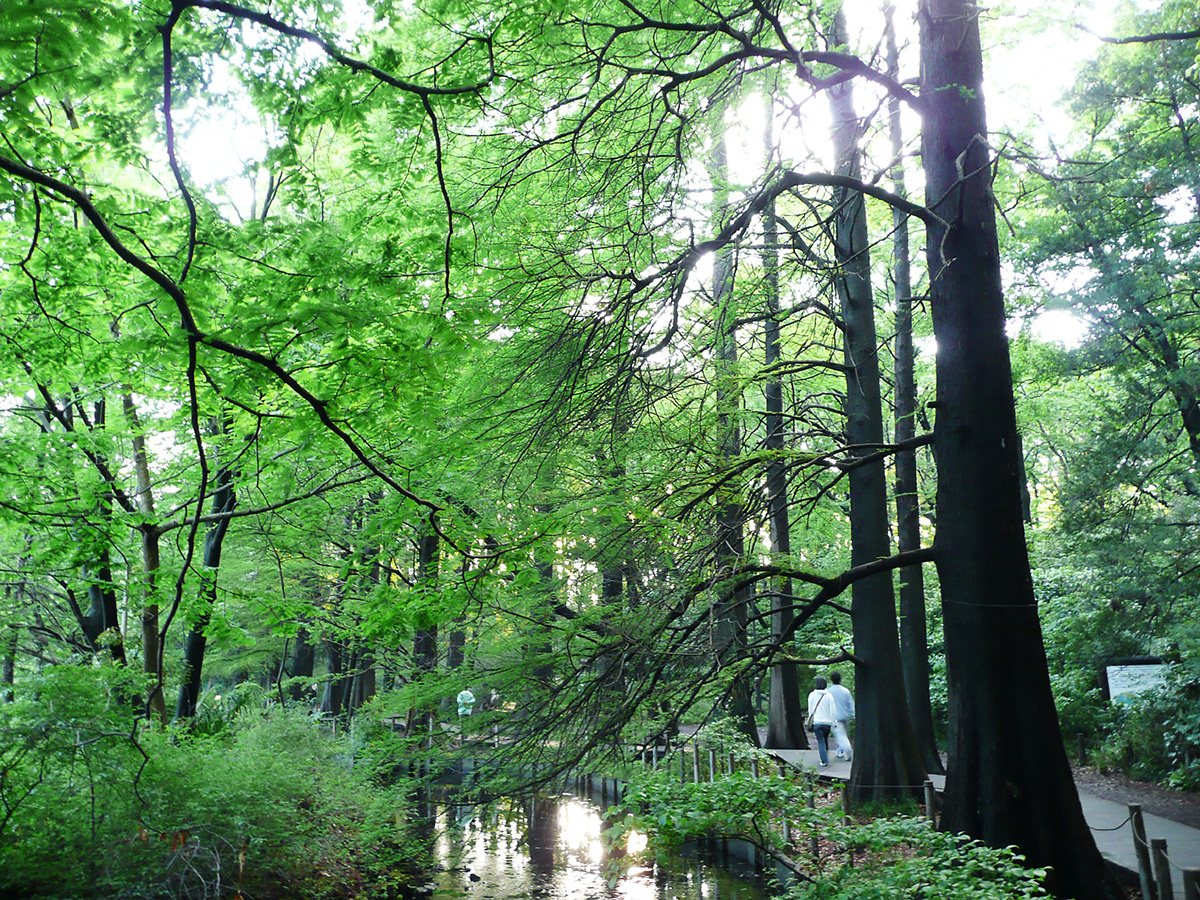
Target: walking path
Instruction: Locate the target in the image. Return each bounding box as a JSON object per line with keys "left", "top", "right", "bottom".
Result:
{"left": 766, "top": 748, "right": 1200, "bottom": 896}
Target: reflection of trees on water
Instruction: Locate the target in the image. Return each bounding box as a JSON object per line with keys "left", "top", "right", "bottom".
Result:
{"left": 433, "top": 796, "right": 765, "bottom": 900}
{"left": 527, "top": 795, "right": 558, "bottom": 873}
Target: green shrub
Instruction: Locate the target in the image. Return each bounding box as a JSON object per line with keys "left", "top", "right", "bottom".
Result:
{"left": 785, "top": 817, "right": 1049, "bottom": 900}
{"left": 0, "top": 665, "right": 424, "bottom": 899}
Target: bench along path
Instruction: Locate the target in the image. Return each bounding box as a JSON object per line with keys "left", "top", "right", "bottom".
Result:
{"left": 766, "top": 748, "right": 1200, "bottom": 898}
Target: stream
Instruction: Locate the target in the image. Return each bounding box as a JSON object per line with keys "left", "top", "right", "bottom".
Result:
{"left": 430, "top": 795, "right": 772, "bottom": 900}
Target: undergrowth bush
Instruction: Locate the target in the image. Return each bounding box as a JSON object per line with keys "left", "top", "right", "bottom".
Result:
{"left": 1092, "top": 665, "right": 1200, "bottom": 788}
{"left": 786, "top": 817, "right": 1049, "bottom": 900}
{"left": 611, "top": 728, "right": 1048, "bottom": 900}
{"left": 0, "top": 664, "right": 425, "bottom": 899}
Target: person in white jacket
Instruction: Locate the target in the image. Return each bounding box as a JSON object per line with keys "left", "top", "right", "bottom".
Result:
{"left": 827, "top": 670, "right": 855, "bottom": 761}
{"left": 807, "top": 676, "right": 838, "bottom": 766}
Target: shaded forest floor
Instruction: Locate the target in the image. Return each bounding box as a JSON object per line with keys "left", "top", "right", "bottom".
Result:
{"left": 1073, "top": 765, "right": 1200, "bottom": 828}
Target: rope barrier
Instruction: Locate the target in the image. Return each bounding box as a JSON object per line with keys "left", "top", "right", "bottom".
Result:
{"left": 1088, "top": 813, "right": 1132, "bottom": 832}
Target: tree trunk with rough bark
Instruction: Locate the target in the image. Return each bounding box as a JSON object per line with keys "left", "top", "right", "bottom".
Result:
{"left": 175, "top": 458, "right": 236, "bottom": 720}
{"left": 829, "top": 10, "right": 925, "bottom": 801}
{"left": 919, "top": 0, "right": 1123, "bottom": 894}
{"left": 885, "top": 4, "right": 942, "bottom": 776}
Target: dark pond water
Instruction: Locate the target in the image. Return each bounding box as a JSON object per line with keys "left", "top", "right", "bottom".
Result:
{"left": 430, "top": 796, "right": 770, "bottom": 900}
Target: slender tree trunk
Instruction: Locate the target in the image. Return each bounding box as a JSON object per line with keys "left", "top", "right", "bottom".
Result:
{"left": 919, "top": 0, "right": 1123, "bottom": 894}
{"left": 122, "top": 392, "right": 167, "bottom": 723}
{"left": 175, "top": 447, "right": 236, "bottom": 720}
{"left": 711, "top": 128, "right": 757, "bottom": 744}
{"left": 763, "top": 95, "right": 807, "bottom": 750}
{"left": 2, "top": 619, "right": 15, "bottom": 703}
{"left": 828, "top": 10, "right": 924, "bottom": 801}
{"left": 885, "top": 4, "right": 942, "bottom": 776}
{"left": 82, "top": 398, "right": 127, "bottom": 665}
{"left": 414, "top": 524, "right": 439, "bottom": 725}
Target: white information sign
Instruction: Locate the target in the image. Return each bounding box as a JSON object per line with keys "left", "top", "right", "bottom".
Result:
{"left": 1105, "top": 664, "right": 1168, "bottom": 703}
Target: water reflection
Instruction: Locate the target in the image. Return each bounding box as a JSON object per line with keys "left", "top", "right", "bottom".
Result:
{"left": 432, "top": 796, "right": 767, "bottom": 900}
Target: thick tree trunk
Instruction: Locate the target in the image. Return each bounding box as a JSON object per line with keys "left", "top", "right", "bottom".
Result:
{"left": 828, "top": 12, "right": 924, "bottom": 800}
{"left": 919, "top": 0, "right": 1123, "bottom": 895}
{"left": 885, "top": 4, "right": 942, "bottom": 776}
{"left": 321, "top": 639, "right": 346, "bottom": 717}
{"left": 175, "top": 460, "right": 236, "bottom": 720}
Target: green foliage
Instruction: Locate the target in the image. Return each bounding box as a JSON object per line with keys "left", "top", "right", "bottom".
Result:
{"left": 1092, "top": 666, "right": 1200, "bottom": 788}
{"left": 785, "top": 817, "right": 1049, "bottom": 900}
{"left": 0, "top": 666, "right": 424, "bottom": 899}
{"left": 610, "top": 733, "right": 1048, "bottom": 899}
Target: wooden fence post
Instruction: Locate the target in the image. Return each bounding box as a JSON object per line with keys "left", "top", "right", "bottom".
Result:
{"left": 1182, "top": 868, "right": 1200, "bottom": 900}
{"left": 680, "top": 749, "right": 687, "bottom": 784}
{"left": 1131, "top": 804, "right": 1155, "bottom": 900}
{"left": 807, "top": 785, "right": 818, "bottom": 860}
{"left": 1153, "top": 838, "right": 1174, "bottom": 900}
{"left": 924, "top": 779, "right": 937, "bottom": 829}
{"left": 693, "top": 743, "right": 701, "bottom": 784}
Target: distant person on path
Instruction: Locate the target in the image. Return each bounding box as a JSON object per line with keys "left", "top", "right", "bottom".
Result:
{"left": 827, "top": 670, "right": 855, "bottom": 761}
{"left": 807, "top": 676, "right": 837, "bottom": 767}
{"left": 456, "top": 688, "right": 476, "bottom": 717}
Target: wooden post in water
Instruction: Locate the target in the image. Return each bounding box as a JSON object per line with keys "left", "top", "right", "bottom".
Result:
{"left": 1153, "top": 838, "right": 1174, "bottom": 900}
{"left": 1131, "top": 805, "right": 1156, "bottom": 900}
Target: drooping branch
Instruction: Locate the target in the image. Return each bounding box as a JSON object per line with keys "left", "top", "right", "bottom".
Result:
{"left": 0, "top": 154, "right": 439, "bottom": 517}
{"left": 1077, "top": 23, "right": 1200, "bottom": 44}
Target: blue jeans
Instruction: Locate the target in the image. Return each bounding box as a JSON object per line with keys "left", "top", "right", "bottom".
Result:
{"left": 814, "top": 724, "right": 831, "bottom": 764}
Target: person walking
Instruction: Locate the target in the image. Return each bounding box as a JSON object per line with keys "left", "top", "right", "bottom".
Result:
{"left": 827, "top": 670, "right": 855, "bottom": 761}
{"left": 807, "top": 676, "right": 838, "bottom": 766}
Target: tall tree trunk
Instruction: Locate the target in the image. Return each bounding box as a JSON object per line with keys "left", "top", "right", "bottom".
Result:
{"left": 289, "top": 623, "right": 316, "bottom": 701}
{"left": 414, "top": 524, "right": 439, "bottom": 725}
{"left": 919, "top": 0, "right": 1122, "bottom": 894}
{"left": 322, "top": 639, "right": 346, "bottom": 717}
{"left": 2, "top": 618, "right": 15, "bottom": 703}
{"left": 829, "top": 9, "right": 924, "bottom": 801}
{"left": 763, "top": 95, "right": 807, "bottom": 750}
{"left": 175, "top": 439, "right": 236, "bottom": 720}
{"left": 885, "top": 3, "right": 942, "bottom": 776}
{"left": 710, "top": 128, "right": 757, "bottom": 744}
{"left": 81, "top": 398, "right": 127, "bottom": 665}
{"left": 122, "top": 392, "right": 167, "bottom": 723}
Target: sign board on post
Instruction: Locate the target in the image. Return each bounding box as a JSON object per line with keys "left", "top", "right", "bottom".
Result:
{"left": 1102, "top": 657, "right": 1167, "bottom": 703}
